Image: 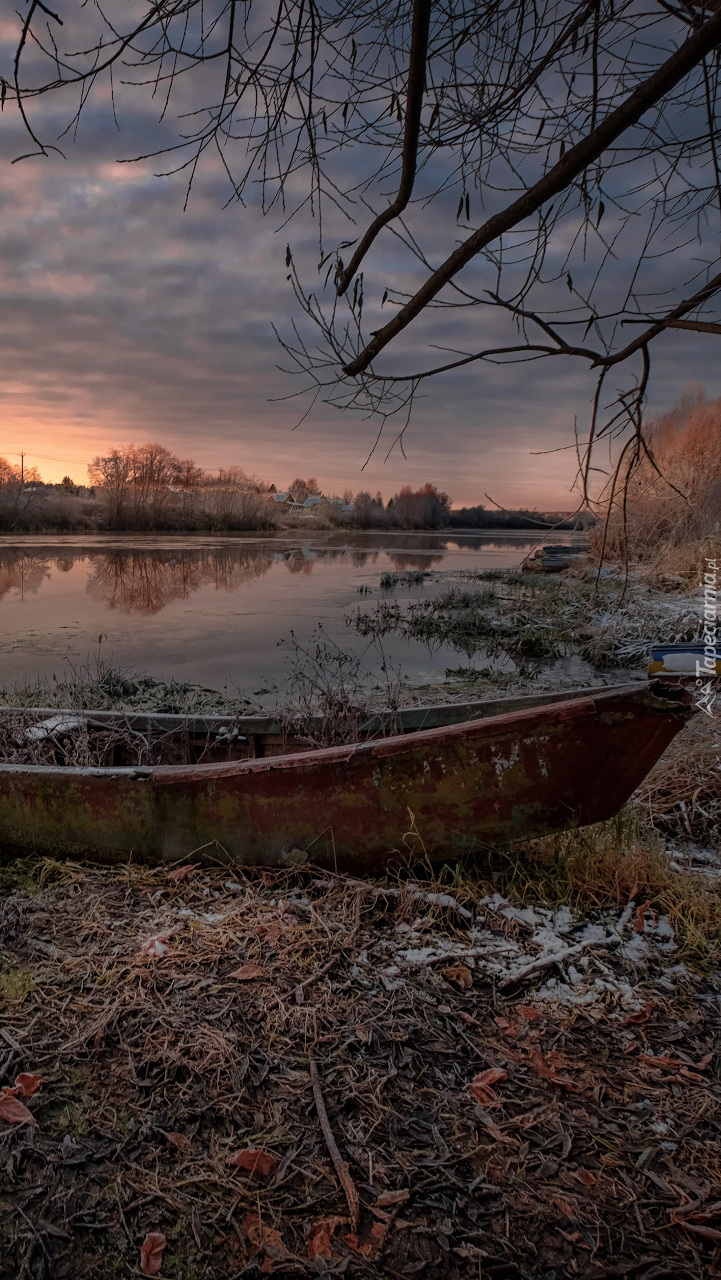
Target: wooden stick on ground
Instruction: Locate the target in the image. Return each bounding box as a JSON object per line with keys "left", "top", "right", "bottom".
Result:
{"left": 308, "top": 1047, "right": 359, "bottom": 1231}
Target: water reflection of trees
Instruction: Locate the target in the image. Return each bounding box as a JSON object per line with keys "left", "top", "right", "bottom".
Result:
{"left": 85, "top": 547, "right": 276, "bottom": 614}
{"left": 0, "top": 536, "right": 540, "bottom": 615}
{"left": 0, "top": 551, "right": 51, "bottom": 601}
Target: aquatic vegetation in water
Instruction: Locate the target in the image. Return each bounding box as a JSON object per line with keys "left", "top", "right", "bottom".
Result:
{"left": 379, "top": 569, "right": 432, "bottom": 590}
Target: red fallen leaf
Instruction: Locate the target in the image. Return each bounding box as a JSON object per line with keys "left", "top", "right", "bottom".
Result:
{"left": 624, "top": 1007, "right": 651, "bottom": 1025}
{"left": 167, "top": 864, "right": 199, "bottom": 883}
{"left": 243, "top": 1213, "right": 288, "bottom": 1272}
{"left": 633, "top": 901, "right": 651, "bottom": 932}
{"left": 469, "top": 1067, "right": 508, "bottom": 1106}
{"left": 164, "top": 1131, "right": 192, "bottom": 1149}
{"left": 228, "top": 964, "right": 264, "bottom": 981}
{"left": 140, "top": 1231, "right": 167, "bottom": 1276}
{"left": 307, "top": 1216, "right": 346, "bottom": 1259}
{"left": 0, "top": 1090, "right": 37, "bottom": 1126}
{"left": 343, "top": 1221, "right": 386, "bottom": 1258}
{"left": 639, "top": 1053, "right": 684, "bottom": 1070}
{"left": 441, "top": 963, "right": 473, "bottom": 989}
{"left": 698, "top": 1053, "right": 713, "bottom": 1070}
{"left": 493, "top": 1016, "right": 512, "bottom": 1030}
{"left": 14, "top": 1073, "right": 46, "bottom": 1097}
{"left": 669, "top": 1200, "right": 721, "bottom": 1225}
{"left": 525, "top": 1047, "right": 579, "bottom": 1091}
{"left": 571, "top": 1168, "right": 597, "bottom": 1186}
{"left": 229, "top": 1149, "right": 279, "bottom": 1177}
{"left": 558, "top": 1228, "right": 591, "bottom": 1248}
{"left": 549, "top": 1195, "right": 577, "bottom": 1221}
{"left": 514, "top": 1004, "right": 539, "bottom": 1021}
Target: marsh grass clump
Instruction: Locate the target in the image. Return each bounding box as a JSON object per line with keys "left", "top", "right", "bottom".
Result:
{"left": 379, "top": 569, "right": 431, "bottom": 589}
{"left": 0, "top": 653, "right": 256, "bottom": 716}
{"left": 443, "top": 666, "right": 516, "bottom": 687}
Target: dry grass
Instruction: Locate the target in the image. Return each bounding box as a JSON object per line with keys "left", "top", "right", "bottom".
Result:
{"left": 593, "top": 388, "right": 721, "bottom": 578}
{"left": 487, "top": 816, "right": 721, "bottom": 968}
{"left": 635, "top": 706, "right": 721, "bottom": 844}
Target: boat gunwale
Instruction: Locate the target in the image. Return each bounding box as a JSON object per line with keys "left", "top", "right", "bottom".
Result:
{"left": 0, "top": 682, "right": 691, "bottom": 783}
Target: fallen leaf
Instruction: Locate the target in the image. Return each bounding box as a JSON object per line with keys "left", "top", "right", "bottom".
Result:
{"left": 0, "top": 1090, "right": 37, "bottom": 1126}
{"left": 525, "top": 1046, "right": 580, "bottom": 1091}
{"left": 343, "top": 1221, "right": 386, "bottom": 1258}
{"left": 229, "top": 1149, "right": 279, "bottom": 1177}
{"left": 164, "top": 1131, "right": 192, "bottom": 1149}
{"left": 549, "top": 1195, "right": 577, "bottom": 1221}
{"left": 441, "top": 963, "right": 473, "bottom": 989}
{"left": 14, "top": 1073, "right": 46, "bottom": 1097}
{"left": 493, "top": 1016, "right": 512, "bottom": 1030}
{"left": 514, "top": 1004, "right": 539, "bottom": 1021}
{"left": 140, "top": 1231, "right": 167, "bottom": 1276}
{"left": 141, "top": 935, "right": 170, "bottom": 959}
{"left": 469, "top": 1067, "right": 508, "bottom": 1106}
{"left": 228, "top": 964, "right": 264, "bottom": 982}
{"left": 167, "top": 864, "right": 199, "bottom": 883}
{"left": 633, "top": 901, "right": 651, "bottom": 932}
{"left": 243, "top": 1213, "right": 288, "bottom": 1271}
{"left": 307, "top": 1216, "right": 346, "bottom": 1260}
{"left": 624, "top": 1007, "right": 651, "bottom": 1025}
{"left": 558, "top": 1228, "right": 591, "bottom": 1248}
{"left": 571, "top": 1168, "right": 597, "bottom": 1186}
{"left": 698, "top": 1053, "right": 713, "bottom": 1070}
{"left": 639, "top": 1053, "right": 684, "bottom": 1070}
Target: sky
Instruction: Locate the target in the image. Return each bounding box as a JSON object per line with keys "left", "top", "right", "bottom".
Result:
{"left": 2, "top": 7, "right": 720, "bottom": 510}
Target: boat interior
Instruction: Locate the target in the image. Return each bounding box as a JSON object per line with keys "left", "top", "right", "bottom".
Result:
{"left": 0, "top": 683, "right": 648, "bottom": 769}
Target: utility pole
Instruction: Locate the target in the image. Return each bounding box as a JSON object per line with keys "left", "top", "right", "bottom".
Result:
{"left": 20, "top": 452, "right": 24, "bottom": 486}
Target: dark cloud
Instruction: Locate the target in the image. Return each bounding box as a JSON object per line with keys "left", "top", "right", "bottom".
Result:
{"left": 1, "top": 36, "right": 719, "bottom": 507}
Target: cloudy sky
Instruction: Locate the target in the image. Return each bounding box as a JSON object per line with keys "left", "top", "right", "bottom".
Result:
{"left": 2, "top": 7, "right": 720, "bottom": 509}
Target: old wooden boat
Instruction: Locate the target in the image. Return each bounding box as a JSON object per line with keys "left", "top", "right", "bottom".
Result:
{"left": 0, "top": 682, "right": 692, "bottom": 871}
{"left": 522, "top": 543, "right": 589, "bottom": 573}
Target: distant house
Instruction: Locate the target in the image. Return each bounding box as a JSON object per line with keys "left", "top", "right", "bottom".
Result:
{"left": 301, "top": 495, "right": 323, "bottom": 514}
{"left": 272, "top": 491, "right": 296, "bottom": 508}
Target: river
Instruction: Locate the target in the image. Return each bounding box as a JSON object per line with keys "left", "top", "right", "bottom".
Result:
{"left": 0, "top": 531, "right": 586, "bottom": 697}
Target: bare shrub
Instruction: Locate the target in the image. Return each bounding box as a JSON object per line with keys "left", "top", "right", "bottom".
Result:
{"left": 277, "top": 628, "right": 402, "bottom": 747}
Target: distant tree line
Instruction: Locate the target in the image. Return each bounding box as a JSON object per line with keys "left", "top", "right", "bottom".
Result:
{"left": 0, "top": 443, "right": 587, "bottom": 533}
{"left": 448, "top": 505, "right": 587, "bottom": 531}
{"left": 0, "top": 446, "right": 456, "bottom": 532}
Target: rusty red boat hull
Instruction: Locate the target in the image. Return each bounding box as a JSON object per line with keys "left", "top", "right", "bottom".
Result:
{"left": 0, "top": 683, "right": 692, "bottom": 870}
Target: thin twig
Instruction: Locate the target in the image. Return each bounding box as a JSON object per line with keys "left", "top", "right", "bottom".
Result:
{"left": 498, "top": 936, "right": 621, "bottom": 989}
{"left": 307, "top": 1047, "right": 359, "bottom": 1230}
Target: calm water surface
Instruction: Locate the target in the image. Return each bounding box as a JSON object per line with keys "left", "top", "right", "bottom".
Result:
{"left": 0, "top": 532, "right": 584, "bottom": 695}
